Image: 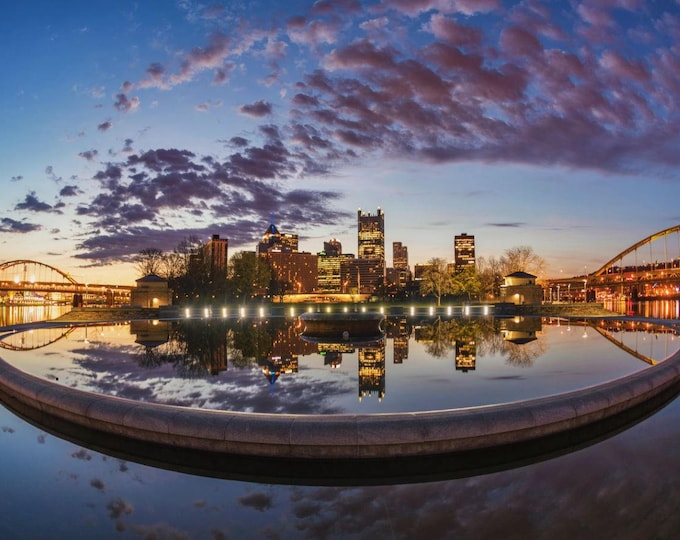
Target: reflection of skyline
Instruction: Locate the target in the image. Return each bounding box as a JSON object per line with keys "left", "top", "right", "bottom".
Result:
{"left": 3, "top": 316, "right": 677, "bottom": 415}
{"left": 386, "top": 316, "right": 410, "bottom": 364}
{"left": 455, "top": 339, "right": 476, "bottom": 372}
{"left": 358, "top": 341, "right": 386, "bottom": 402}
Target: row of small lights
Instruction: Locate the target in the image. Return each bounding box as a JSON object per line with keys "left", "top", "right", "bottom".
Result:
{"left": 183, "top": 305, "right": 491, "bottom": 319}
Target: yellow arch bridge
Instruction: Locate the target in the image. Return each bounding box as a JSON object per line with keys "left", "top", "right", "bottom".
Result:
{"left": 548, "top": 225, "right": 680, "bottom": 302}
{"left": 0, "top": 260, "right": 132, "bottom": 306}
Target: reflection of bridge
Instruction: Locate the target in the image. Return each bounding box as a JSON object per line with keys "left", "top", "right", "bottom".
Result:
{"left": 590, "top": 319, "right": 680, "bottom": 365}
{"left": 548, "top": 225, "right": 680, "bottom": 301}
{"left": 0, "top": 260, "right": 132, "bottom": 306}
{"left": 0, "top": 325, "right": 77, "bottom": 351}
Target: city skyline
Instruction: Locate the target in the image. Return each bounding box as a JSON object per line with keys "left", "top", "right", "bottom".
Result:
{"left": 2, "top": 1, "right": 680, "bottom": 286}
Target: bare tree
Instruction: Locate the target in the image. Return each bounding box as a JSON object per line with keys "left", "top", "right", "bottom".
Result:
{"left": 135, "top": 248, "right": 165, "bottom": 277}
{"left": 477, "top": 247, "right": 546, "bottom": 299}
{"left": 160, "top": 251, "right": 186, "bottom": 281}
{"left": 477, "top": 256, "right": 503, "bottom": 299}
{"left": 500, "top": 246, "right": 546, "bottom": 280}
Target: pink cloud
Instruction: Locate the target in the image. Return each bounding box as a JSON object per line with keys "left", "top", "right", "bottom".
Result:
{"left": 425, "top": 13, "right": 483, "bottom": 47}
{"left": 287, "top": 17, "right": 340, "bottom": 46}
{"left": 499, "top": 26, "right": 544, "bottom": 57}
{"left": 325, "top": 39, "right": 396, "bottom": 71}
{"left": 600, "top": 50, "right": 649, "bottom": 82}
{"left": 380, "top": 0, "right": 500, "bottom": 17}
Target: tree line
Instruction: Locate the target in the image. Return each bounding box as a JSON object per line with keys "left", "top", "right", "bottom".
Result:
{"left": 419, "top": 246, "right": 546, "bottom": 305}
{"left": 135, "top": 237, "right": 270, "bottom": 304}
{"left": 135, "top": 237, "right": 545, "bottom": 304}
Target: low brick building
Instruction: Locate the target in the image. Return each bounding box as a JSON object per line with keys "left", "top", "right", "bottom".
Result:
{"left": 499, "top": 271, "right": 543, "bottom": 305}
{"left": 130, "top": 274, "right": 173, "bottom": 308}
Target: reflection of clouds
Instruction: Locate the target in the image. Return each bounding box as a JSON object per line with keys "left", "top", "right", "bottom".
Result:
{"left": 64, "top": 344, "right": 356, "bottom": 414}
{"left": 90, "top": 478, "right": 105, "bottom": 491}
{"left": 272, "top": 414, "right": 680, "bottom": 538}
{"left": 238, "top": 491, "right": 273, "bottom": 512}
{"left": 107, "top": 497, "right": 133, "bottom": 520}
{"left": 71, "top": 449, "right": 92, "bottom": 461}
{"left": 129, "top": 523, "right": 190, "bottom": 538}
{"left": 2, "top": 381, "right": 680, "bottom": 539}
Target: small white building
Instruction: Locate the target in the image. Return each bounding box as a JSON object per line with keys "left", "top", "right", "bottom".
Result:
{"left": 130, "top": 274, "right": 173, "bottom": 308}
{"left": 499, "top": 271, "right": 543, "bottom": 305}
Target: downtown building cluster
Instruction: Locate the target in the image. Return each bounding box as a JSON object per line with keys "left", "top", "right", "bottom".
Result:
{"left": 202, "top": 208, "right": 476, "bottom": 298}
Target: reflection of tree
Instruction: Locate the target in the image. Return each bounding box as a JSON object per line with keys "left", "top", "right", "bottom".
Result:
{"left": 504, "top": 339, "right": 547, "bottom": 367}
{"left": 417, "top": 318, "right": 455, "bottom": 358}
{"left": 133, "top": 320, "right": 229, "bottom": 377}
{"left": 230, "top": 321, "right": 276, "bottom": 368}
{"left": 416, "top": 317, "right": 546, "bottom": 366}
{"left": 417, "top": 318, "right": 497, "bottom": 358}
{"left": 132, "top": 318, "right": 297, "bottom": 375}
{"left": 473, "top": 318, "right": 547, "bottom": 367}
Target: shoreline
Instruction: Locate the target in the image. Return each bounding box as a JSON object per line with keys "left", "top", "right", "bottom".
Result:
{"left": 49, "top": 301, "right": 621, "bottom": 324}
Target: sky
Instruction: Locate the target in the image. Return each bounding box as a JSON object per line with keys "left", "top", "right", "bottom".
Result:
{"left": 2, "top": 0, "right": 680, "bottom": 286}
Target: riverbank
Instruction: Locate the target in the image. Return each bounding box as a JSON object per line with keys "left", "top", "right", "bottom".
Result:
{"left": 513, "top": 302, "right": 618, "bottom": 318}
{"left": 54, "top": 307, "right": 154, "bottom": 323}
{"left": 47, "top": 302, "right": 621, "bottom": 325}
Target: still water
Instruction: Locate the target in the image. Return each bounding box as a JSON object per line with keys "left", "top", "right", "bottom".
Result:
{"left": 1, "top": 312, "right": 680, "bottom": 538}
{"left": 1, "top": 317, "right": 676, "bottom": 413}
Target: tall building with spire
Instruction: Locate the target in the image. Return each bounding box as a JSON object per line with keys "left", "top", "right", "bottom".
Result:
{"left": 257, "top": 219, "right": 298, "bottom": 254}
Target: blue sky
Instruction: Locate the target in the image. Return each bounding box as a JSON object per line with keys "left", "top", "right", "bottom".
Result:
{"left": 2, "top": 0, "right": 680, "bottom": 285}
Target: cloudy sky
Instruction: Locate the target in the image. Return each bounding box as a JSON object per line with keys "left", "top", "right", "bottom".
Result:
{"left": 2, "top": 0, "right": 680, "bottom": 285}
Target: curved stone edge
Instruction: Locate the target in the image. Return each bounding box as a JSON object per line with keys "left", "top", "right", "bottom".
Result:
{"left": 1, "top": 348, "right": 679, "bottom": 460}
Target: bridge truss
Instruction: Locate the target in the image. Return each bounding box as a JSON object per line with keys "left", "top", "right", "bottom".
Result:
{"left": 0, "top": 260, "right": 131, "bottom": 306}
{"left": 548, "top": 225, "right": 680, "bottom": 301}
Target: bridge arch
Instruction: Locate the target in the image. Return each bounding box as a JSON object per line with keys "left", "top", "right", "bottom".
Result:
{"left": 593, "top": 225, "right": 680, "bottom": 277}
{"left": 0, "top": 260, "right": 79, "bottom": 285}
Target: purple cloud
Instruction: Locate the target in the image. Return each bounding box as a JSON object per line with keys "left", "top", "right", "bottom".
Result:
{"left": 0, "top": 217, "right": 41, "bottom": 233}
{"left": 113, "top": 93, "right": 140, "bottom": 113}
{"left": 239, "top": 100, "right": 273, "bottom": 117}
{"left": 78, "top": 149, "right": 99, "bottom": 161}
{"left": 15, "top": 192, "right": 60, "bottom": 213}
{"left": 75, "top": 141, "right": 348, "bottom": 262}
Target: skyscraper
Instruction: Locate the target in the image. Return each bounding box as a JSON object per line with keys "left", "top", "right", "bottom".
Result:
{"left": 257, "top": 220, "right": 298, "bottom": 254}
{"left": 203, "top": 234, "right": 229, "bottom": 281}
{"left": 454, "top": 233, "right": 475, "bottom": 272}
{"left": 393, "top": 241, "right": 408, "bottom": 270}
{"left": 357, "top": 208, "right": 384, "bottom": 260}
{"left": 323, "top": 239, "right": 342, "bottom": 256}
